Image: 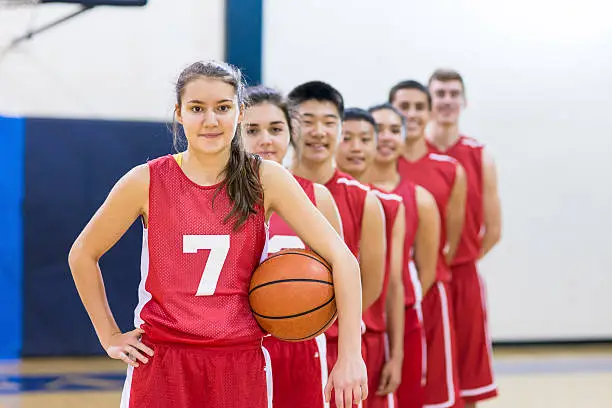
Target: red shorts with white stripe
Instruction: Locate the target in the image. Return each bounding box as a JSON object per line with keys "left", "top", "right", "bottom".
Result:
{"left": 263, "top": 335, "right": 326, "bottom": 408}
{"left": 422, "top": 282, "right": 463, "bottom": 408}
{"left": 362, "top": 331, "right": 397, "bottom": 408}
{"left": 396, "top": 306, "right": 426, "bottom": 408}
{"left": 450, "top": 262, "right": 498, "bottom": 403}
{"left": 121, "top": 337, "right": 271, "bottom": 408}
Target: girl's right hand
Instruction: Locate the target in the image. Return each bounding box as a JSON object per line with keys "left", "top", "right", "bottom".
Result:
{"left": 105, "top": 328, "right": 154, "bottom": 367}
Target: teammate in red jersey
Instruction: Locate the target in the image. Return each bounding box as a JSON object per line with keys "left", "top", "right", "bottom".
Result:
{"left": 367, "top": 103, "right": 440, "bottom": 408}
{"left": 335, "top": 108, "right": 406, "bottom": 408}
{"left": 242, "top": 85, "right": 343, "bottom": 408}
{"left": 426, "top": 69, "right": 501, "bottom": 406}
{"left": 288, "top": 81, "right": 386, "bottom": 408}
{"left": 389, "top": 80, "right": 467, "bottom": 408}
{"left": 67, "top": 61, "right": 367, "bottom": 408}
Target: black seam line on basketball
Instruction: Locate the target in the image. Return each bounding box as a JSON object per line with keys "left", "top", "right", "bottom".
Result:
{"left": 249, "top": 278, "right": 333, "bottom": 295}
{"left": 252, "top": 295, "right": 335, "bottom": 319}
{"left": 259, "top": 251, "right": 332, "bottom": 273}
{"left": 275, "top": 311, "right": 338, "bottom": 342}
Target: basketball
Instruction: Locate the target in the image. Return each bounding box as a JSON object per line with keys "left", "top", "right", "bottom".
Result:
{"left": 249, "top": 248, "right": 337, "bottom": 341}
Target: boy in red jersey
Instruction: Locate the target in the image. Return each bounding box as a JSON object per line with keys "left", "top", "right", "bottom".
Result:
{"left": 335, "top": 108, "right": 405, "bottom": 408}
{"left": 367, "top": 103, "right": 440, "bottom": 408}
{"left": 289, "top": 81, "right": 386, "bottom": 408}
{"left": 426, "top": 69, "right": 501, "bottom": 406}
{"left": 243, "top": 85, "right": 343, "bottom": 408}
{"left": 68, "top": 61, "right": 367, "bottom": 408}
{"left": 389, "top": 80, "right": 467, "bottom": 408}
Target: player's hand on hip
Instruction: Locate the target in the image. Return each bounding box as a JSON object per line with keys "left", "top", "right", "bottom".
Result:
{"left": 105, "top": 328, "right": 154, "bottom": 368}
{"left": 376, "top": 357, "right": 402, "bottom": 395}
{"left": 324, "top": 355, "right": 368, "bottom": 408}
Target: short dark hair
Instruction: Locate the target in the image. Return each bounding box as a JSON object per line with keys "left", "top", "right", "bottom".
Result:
{"left": 368, "top": 103, "right": 406, "bottom": 129}
{"left": 245, "top": 85, "right": 298, "bottom": 147}
{"left": 388, "top": 79, "right": 432, "bottom": 110}
{"left": 287, "top": 81, "right": 344, "bottom": 117}
{"left": 343, "top": 107, "right": 377, "bottom": 132}
{"left": 428, "top": 68, "right": 466, "bottom": 94}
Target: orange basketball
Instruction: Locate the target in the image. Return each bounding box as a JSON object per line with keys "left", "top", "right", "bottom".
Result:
{"left": 249, "top": 248, "right": 337, "bottom": 342}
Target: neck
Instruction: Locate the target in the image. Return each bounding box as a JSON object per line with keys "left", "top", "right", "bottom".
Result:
{"left": 182, "top": 147, "right": 229, "bottom": 185}
{"left": 292, "top": 158, "right": 336, "bottom": 185}
{"left": 428, "top": 122, "right": 460, "bottom": 151}
{"left": 403, "top": 136, "right": 429, "bottom": 161}
{"left": 366, "top": 160, "right": 400, "bottom": 191}
{"left": 340, "top": 167, "right": 364, "bottom": 183}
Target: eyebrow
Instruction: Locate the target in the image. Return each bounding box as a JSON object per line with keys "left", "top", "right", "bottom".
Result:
{"left": 302, "top": 113, "right": 339, "bottom": 119}
{"left": 246, "top": 121, "right": 286, "bottom": 126}
{"left": 187, "top": 99, "right": 233, "bottom": 104}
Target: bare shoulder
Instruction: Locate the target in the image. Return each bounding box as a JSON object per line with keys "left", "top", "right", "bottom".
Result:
{"left": 415, "top": 185, "right": 436, "bottom": 207}
{"left": 482, "top": 146, "right": 496, "bottom": 168}
{"left": 313, "top": 182, "right": 333, "bottom": 200}
{"left": 117, "top": 163, "right": 150, "bottom": 193}
{"left": 259, "top": 158, "right": 289, "bottom": 184}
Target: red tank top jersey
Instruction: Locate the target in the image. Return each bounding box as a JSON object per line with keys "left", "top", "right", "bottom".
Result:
{"left": 390, "top": 178, "right": 420, "bottom": 306}
{"left": 267, "top": 175, "right": 316, "bottom": 254}
{"left": 428, "top": 136, "right": 484, "bottom": 265}
{"left": 324, "top": 169, "right": 369, "bottom": 338}
{"left": 136, "top": 155, "right": 268, "bottom": 346}
{"left": 362, "top": 187, "right": 402, "bottom": 333}
{"left": 397, "top": 153, "right": 459, "bottom": 282}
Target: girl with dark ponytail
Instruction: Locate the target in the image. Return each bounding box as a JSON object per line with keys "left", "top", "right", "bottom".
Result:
{"left": 68, "top": 61, "right": 367, "bottom": 408}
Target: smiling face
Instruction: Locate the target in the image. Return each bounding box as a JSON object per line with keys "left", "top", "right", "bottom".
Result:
{"left": 391, "top": 88, "right": 430, "bottom": 142}
{"left": 242, "top": 102, "right": 291, "bottom": 164}
{"left": 429, "top": 79, "right": 465, "bottom": 126}
{"left": 371, "top": 108, "right": 404, "bottom": 165}
{"left": 294, "top": 100, "right": 341, "bottom": 164}
{"left": 175, "top": 77, "right": 241, "bottom": 155}
{"left": 336, "top": 119, "right": 377, "bottom": 177}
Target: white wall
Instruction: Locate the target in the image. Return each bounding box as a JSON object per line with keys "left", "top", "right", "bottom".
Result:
{"left": 264, "top": 0, "right": 612, "bottom": 341}
{"left": 0, "top": 0, "right": 225, "bottom": 120}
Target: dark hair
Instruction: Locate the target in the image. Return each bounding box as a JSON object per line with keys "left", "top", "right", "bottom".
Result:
{"left": 173, "top": 60, "right": 263, "bottom": 230}
{"left": 343, "top": 107, "right": 378, "bottom": 133}
{"left": 428, "top": 68, "right": 466, "bottom": 94}
{"left": 287, "top": 81, "right": 344, "bottom": 118}
{"left": 368, "top": 103, "right": 407, "bottom": 136}
{"left": 388, "top": 79, "right": 432, "bottom": 109}
{"left": 245, "top": 85, "right": 298, "bottom": 147}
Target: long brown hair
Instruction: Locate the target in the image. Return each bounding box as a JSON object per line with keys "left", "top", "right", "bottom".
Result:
{"left": 173, "top": 60, "right": 263, "bottom": 230}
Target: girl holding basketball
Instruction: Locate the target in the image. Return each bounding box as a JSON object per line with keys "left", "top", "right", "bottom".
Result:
{"left": 68, "top": 61, "right": 367, "bottom": 408}
{"left": 242, "top": 85, "right": 343, "bottom": 408}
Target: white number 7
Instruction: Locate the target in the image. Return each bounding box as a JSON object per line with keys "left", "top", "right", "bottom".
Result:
{"left": 183, "top": 235, "right": 230, "bottom": 296}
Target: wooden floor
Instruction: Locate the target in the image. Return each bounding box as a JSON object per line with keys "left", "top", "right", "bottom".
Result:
{"left": 1, "top": 345, "right": 611, "bottom": 408}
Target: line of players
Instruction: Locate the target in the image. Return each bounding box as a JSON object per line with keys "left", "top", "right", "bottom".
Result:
{"left": 244, "top": 70, "right": 502, "bottom": 408}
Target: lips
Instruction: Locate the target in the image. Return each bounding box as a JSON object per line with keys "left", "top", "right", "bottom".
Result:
{"left": 257, "top": 151, "right": 276, "bottom": 159}
{"left": 305, "top": 142, "right": 328, "bottom": 152}
{"left": 346, "top": 156, "right": 365, "bottom": 164}
{"left": 198, "top": 132, "right": 223, "bottom": 138}
{"left": 377, "top": 145, "right": 395, "bottom": 156}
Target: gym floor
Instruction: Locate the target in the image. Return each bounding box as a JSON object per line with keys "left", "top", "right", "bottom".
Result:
{"left": 1, "top": 344, "right": 611, "bottom": 408}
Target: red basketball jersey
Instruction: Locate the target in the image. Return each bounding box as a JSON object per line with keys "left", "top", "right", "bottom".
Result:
{"left": 391, "top": 178, "right": 420, "bottom": 306}
{"left": 363, "top": 187, "right": 402, "bottom": 333}
{"left": 324, "top": 169, "right": 369, "bottom": 338}
{"left": 136, "top": 155, "right": 268, "bottom": 346}
{"left": 397, "top": 153, "right": 459, "bottom": 282}
{"left": 267, "top": 175, "right": 316, "bottom": 254}
{"left": 428, "top": 136, "right": 484, "bottom": 265}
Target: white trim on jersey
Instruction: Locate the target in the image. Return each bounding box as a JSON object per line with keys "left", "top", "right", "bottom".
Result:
{"left": 408, "top": 260, "right": 422, "bottom": 304}
{"left": 459, "top": 275, "right": 497, "bottom": 398}
{"left": 460, "top": 137, "right": 483, "bottom": 148}
{"left": 262, "top": 346, "right": 274, "bottom": 408}
{"left": 120, "top": 365, "right": 134, "bottom": 408}
{"left": 371, "top": 189, "right": 403, "bottom": 202}
{"left": 423, "top": 283, "right": 456, "bottom": 408}
{"left": 133, "top": 228, "right": 152, "bottom": 328}
{"left": 315, "top": 334, "right": 330, "bottom": 408}
{"left": 428, "top": 153, "right": 457, "bottom": 164}
{"left": 336, "top": 177, "right": 370, "bottom": 192}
